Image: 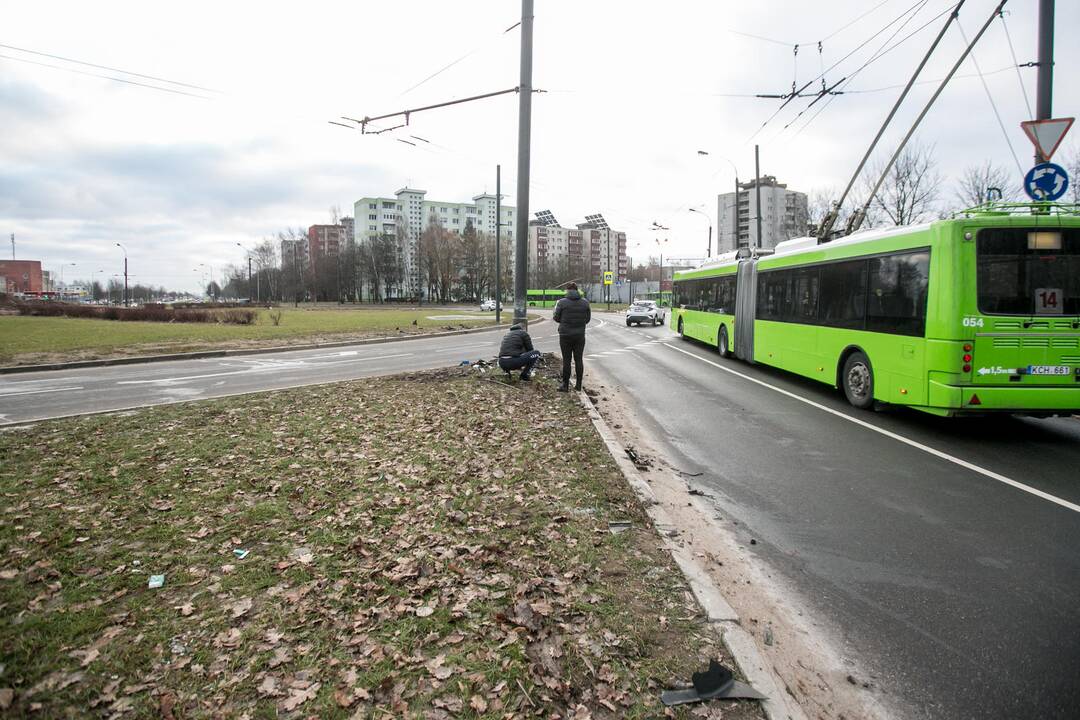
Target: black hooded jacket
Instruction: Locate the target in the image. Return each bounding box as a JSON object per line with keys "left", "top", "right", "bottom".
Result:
{"left": 499, "top": 325, "right": 534, "bottom": 357}
{"left": 553, "top": 289, "right": 591, "bottom": 336}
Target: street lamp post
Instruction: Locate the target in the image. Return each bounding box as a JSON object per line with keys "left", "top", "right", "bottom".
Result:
{"left": 236, "top": 243, "right": 256, "bottom": 302}
{"left": 90, "top": 269, "right": 104, "bottom": 302}
{"left": 650, "top": 223, "right": 669, "bottom": 307}
{"left": 115, "top": 243, "right": 128, "bottom": 306}
{"left": 696, "top": 150, "right": 741, "bottom": 252}
{"left": 689, "top": 208, "right": 713, "bottom": 258}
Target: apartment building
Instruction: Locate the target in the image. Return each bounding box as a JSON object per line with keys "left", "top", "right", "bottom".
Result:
{"left": 716, "top": 175, "right": 808, "bottom": 252}
{"left": 528, "top": 216, "right": 627, "bottom": 283}
{"left": 354, "top": 188, "right": 517, "bottom": 294}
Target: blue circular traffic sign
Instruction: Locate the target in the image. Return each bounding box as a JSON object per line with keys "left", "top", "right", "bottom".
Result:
{"left": 1024, "top": 162, "right": 1069, "bottom": 201}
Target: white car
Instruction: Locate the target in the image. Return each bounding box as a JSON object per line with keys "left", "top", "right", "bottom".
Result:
{"left": 626, "top": 300, "right": 666, "bottom": 326}
{"left": 480, "top": 299, "right": 497, "bottom": 311}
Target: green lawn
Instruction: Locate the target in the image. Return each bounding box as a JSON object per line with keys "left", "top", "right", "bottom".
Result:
{"left": 0, "top": 307, "right": 513, "bottom": 365}
{"left": 0, "top": 368, "right": 758, "bottom": 719}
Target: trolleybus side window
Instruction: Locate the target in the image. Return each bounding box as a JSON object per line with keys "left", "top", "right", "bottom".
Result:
{"left": 818, "top": 260, "right": 868, "bottom": 329}
{"left": 866, "top": 251, "right": 930, "bottom": 336}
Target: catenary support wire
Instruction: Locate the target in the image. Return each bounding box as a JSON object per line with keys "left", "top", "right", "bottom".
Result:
{"left": 957, "top": 21, "right": 1024, "bottom": 176}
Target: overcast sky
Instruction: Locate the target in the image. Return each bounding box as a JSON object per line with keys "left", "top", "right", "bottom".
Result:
{"left": 2, "top": 0, "right": 1077, "bottom": 292}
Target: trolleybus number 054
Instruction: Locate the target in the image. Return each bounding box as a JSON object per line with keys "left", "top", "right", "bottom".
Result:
{"left": 962, "top": 317, "right": 985, "bottom": 327}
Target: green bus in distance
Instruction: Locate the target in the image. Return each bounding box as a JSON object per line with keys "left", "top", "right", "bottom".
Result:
{"left": 671, "top": 203, "right": 1080, "bottom": 416}
{"left": 526, "top": 289, "right": 565, "bottom": 308}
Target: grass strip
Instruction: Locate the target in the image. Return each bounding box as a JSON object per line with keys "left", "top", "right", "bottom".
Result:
{"left": 0, "top": 366, "right": 759, "bottom": 718}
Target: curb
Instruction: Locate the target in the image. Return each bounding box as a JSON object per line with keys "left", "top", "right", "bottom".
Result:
{"left": 0, "top": 319, "right": 545, "bottom": 376}
{"left": 578, "top": 389, "right": 807, "bottom": 720}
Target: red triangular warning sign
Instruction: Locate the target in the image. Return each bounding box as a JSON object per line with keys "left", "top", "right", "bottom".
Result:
{"left": 969, "top": 393, "right": 982, "bottom": 406}
{"left": 1021, "top": 118, "right": 1074, "bottom": 161}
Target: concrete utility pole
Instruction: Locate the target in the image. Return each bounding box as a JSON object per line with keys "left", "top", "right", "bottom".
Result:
{"left": 495, "top": 164, "right": 502, "bottom": 325}
{"left": 512, "top": 0, "right": 534, "bottom": 329}
{"left": 10, "top": 233, "right": 13, "bottom": 260}
{"left": 1035, "top": 0, "right": 1055, "bottom": 162}
{"left": 754, "top": 145, "right": 763, "bottom": 249}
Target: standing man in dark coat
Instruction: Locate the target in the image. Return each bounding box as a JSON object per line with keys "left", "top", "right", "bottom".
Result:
{"left": 552, "top": 282, "right": 591, "bottom": 392}
{"left": 498, "top": 323, "right": 541, "bottom": 381}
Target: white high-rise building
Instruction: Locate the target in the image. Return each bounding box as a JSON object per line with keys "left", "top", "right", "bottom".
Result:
{"left": 353, "top": 188, "right": 516, "bottom": 293}
{"left": 716, "top": 176, "right": 808, "bottom": 252}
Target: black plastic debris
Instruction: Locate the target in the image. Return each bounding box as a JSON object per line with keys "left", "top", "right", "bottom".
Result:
{"left": 660, "top": 659, "right": 767, "bottom": 706}
{"left": 624, "top": 445, "right": 651, "bottom": 471}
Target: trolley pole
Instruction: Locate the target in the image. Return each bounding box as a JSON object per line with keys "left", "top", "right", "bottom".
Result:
{"left": 512, "top": 0, "right": 533, "bottom": 329}
{"left": 1035, "top": 0, "right": 1055, "bottom": 162}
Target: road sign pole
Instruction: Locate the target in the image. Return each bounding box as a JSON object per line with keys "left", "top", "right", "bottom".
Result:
{"left": 1036, "top": 0, "right": 1055, "bottom": 162}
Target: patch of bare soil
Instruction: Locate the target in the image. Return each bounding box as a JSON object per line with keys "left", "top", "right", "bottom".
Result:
{"left": 580, "top": 375, "right": 896, "bottom": 720}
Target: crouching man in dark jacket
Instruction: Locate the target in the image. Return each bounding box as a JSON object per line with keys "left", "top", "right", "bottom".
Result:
{"left": 498, "top": 323, "right": 541, "bottom": 380}
{"left": 552, "top": 282, "right": 591, "bottom": 392}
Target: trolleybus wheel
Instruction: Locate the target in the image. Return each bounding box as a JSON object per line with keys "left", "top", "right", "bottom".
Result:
{"left": 677, "top": 318, "right": 685, "bottom": 338}
{"left": 841, "top": 351, "right": 875, "bottom": 410}
{"left": 718, "top": 326, "right": 731, "bottom": 358}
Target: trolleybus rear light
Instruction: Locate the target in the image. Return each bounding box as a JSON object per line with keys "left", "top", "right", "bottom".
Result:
{"left": 963, "top": 364, "right": 972, "bottom": 373}
{"left": 963, "top": 354, "right": 972, "bottom": 362}
{"left": 963, "top": 343, "right": 972, "bottom": 352}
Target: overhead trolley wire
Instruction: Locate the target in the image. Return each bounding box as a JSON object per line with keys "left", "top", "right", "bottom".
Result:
{"left": 787, "top": 0, "right": 955, "bottom": 139}
{"left": 997, "top": 10, "right": 1034, "bottom": 120}
{"left": 779, "top": 0, "right": 932, "bottom": 136}
{"left": 956, "top": 20, "right": 1024, "bottom": 176}
{"left": 399, "top": 18, "right": 520, "bottom": 97}
{"left": 746, "top": 0, "right": 930, "bottom": 143}
{"left": 0, "top": 52, "right": 212, "bottom": 99}
{"left": 0, "top": 42, "right": 220, "bottom": 94}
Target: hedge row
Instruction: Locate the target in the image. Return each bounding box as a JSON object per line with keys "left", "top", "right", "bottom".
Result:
{"left": 14, "top": 303, "right": 258, "bottom": 325}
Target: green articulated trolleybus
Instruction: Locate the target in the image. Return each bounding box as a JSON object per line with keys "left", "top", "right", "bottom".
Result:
{"left": 671, "top": 202, "right": 1080, "bottom": 417}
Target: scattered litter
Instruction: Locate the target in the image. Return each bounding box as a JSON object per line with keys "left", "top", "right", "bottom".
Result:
{"left": 661, "top": 659, "right": 767, "bottom": 706}
{"left": 687, "top": 487, "right": 709, "bottom": 497}
{"left": 148, "top": 575, "right": 165, "bottom": 589}
{"left": 290, "top": 547, "right": 314, "bottom": 564}
{"left": 233, "top": 549, "right": 249, "bottom": 560}
{"left": 624, "top": 445, "right": 651, "bottom": 471}
{"left": 607, "top": 521, "right": 632, "bottom": 534}
{"left": 675, "top": 468, "right": 704, "bottom": 477}
{"left": 750, "top": 539, "right": 757, "bottom": 545}
{"left": 471, "top": 358, "right": 496, "bottom": 374}
{"left": 763, "top": 625, "right": 774, "bottom": 646}
{"left": 458, "top": 360, "right": 471, "bottom": 366}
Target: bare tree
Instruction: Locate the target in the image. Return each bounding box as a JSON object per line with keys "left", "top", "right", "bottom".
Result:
{"left": 1061, "top": 143, "right": 1080, "bottom": 205}
{"left": 954, "top": 161, "right": 1019, "bottom": 207}
{"left": 862, "top": 139, "right": 942, "bottom": 226}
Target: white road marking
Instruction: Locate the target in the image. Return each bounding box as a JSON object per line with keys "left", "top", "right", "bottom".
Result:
{"left": 664, "top": 343, "right": 1080, "bottom": 515}
{"left": 116, "top": 353, "right": 414, "bottom": 385}
{"left": 0, "top": 385, "right": 84, "bottom": 397}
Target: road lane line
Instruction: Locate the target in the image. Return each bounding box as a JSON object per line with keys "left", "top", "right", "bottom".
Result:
{"left": 664, "top": 343, "right": 1080, "bottom": 515}
{"left": 0, "top": 385, "right": 84, "bottom": 397}
{"left": 115, "top": 353, "right": 414, "bottom": 385}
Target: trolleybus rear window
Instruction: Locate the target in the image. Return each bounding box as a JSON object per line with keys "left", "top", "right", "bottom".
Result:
{"left": 976, "top": 228, "right": 1080, "bottom": 315}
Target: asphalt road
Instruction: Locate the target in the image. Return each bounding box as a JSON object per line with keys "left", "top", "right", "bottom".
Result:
{"left": 583, "top": 315, "right": 1080, "bottom": 720}
{"left": 3, "top": 312, "right": 1078, "bottom": 719}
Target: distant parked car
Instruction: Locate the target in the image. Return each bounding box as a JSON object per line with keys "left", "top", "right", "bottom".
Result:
{"left": 480, "top": 299, "right": 497, "bottom": 311}
{"left": 626, "top": 300, "right": 666, "bottom": 326}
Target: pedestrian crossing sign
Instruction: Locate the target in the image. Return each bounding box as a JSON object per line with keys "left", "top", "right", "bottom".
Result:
{"left": 603, "top": 271, "right": 613, "bottom": 285}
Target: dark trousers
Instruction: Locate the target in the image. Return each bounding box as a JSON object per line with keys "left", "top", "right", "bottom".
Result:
{"left": 498, "top": 350, "right": 541, "bottom": 379}
{"left": 559, "top": 334, "right": 586, "bottom": 386}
